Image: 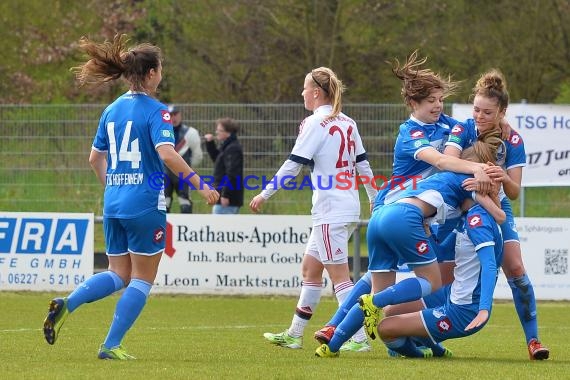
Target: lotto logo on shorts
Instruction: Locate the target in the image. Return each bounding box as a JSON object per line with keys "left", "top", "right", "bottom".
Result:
{"left": 410, "top": 130, "right": 425, "bottom": 139}
{"left": 451, "top": 125, "right": 463, "bottom": 135}
{"left": 468, "top": 215, "right": 483, "bottom": 228}
{"left": 153, "top": 227, "right": 165, "bottom": 243}
{"left": 415, "top": 241, "right": 429, "bottom": 255}
{"left": 436, "top": 316, "right": 452, "bottom": 333}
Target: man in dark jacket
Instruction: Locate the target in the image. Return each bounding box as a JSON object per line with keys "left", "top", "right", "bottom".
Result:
{"left": 204, "top": 118, "right": 244, "bottom": 214}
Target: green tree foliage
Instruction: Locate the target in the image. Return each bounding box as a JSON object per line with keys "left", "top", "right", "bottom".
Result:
{"left": 0, "top": 0, "right": 568, "bottom": 104}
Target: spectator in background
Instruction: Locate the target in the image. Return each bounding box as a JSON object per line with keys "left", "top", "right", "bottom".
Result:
{"left": 165, "top": 105, "right": 203, "bottom": 213}
{"left": 204, "top": 118, "right": 244, "bottom": 214}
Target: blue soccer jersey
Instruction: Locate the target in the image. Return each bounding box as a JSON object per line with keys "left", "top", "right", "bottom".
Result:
{"left": 376, "top": 114, "right": 458, "bottom": 206}
{"left": 444, "top": 118, "right": 526, "bottom": 172}
{"left": 450, "top": 204, "right": 503, "bottom": 309}
{"left": 420, "top": 205, "right": 503, "bottom": 342}
{"left": 92, "top": 91, "right": 175, "bottom": 218}
{"left": 387, "top": 171, "right": 474, "bottom": 224}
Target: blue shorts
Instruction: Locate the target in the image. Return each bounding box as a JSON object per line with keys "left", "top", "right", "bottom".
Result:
{"left": 422, "top": 285, "right": 449, "bottom": 309}
{"left": 434, "top": 218, "right": 462, "bottom": 263}
{"left": 104, "top": 209, "right": 166, "bottom": 255}
{"left": 499, "top": 198, "right": 519, "bottom": 243}
{"left": 421, "top": 292, "right": 488, "bottom": 343}
{"left": 367, "top": 203, "right": 437, "bottom": 272}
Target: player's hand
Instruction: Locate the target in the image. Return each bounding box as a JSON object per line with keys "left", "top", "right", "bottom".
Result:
{"left": 465, "top": 309, "right": 489, "bottom": 331}
{"left": 204, "top": 133, "right": 214, "bottom": 142}
{"left": 249, "top": 194, "right": 266, "bottom": 213}
{"left": 466, "top": 166, "right": 492, "bottom": 194}
{"left": 484, "top": 163, "right": 508, "bottom": 183}
{"left": 199, "top": 186, "right": 219, "bottom": 205}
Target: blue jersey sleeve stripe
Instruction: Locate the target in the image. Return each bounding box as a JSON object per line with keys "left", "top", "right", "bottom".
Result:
{"left": 155, "top": 141, "right": 175, "bottom": 149}
{"left": 356, "top": 152, "right": 368, "bottom": 163}
{"left": 288, "top": 154, "right": 312, "bottom": 166}
{"left": 91, "top": 146, "right": 108, "bottom": 153}
{"left": 474, "top": 241, "right": 494, "bottom": 251}
{"left": 412, "top": 146, "right": 435, "bottom": 160}
{"left": 444, "top": 142, "right": 463, "bottom": 151}
{"left": 505, "top": 163, "right": 526, "bottom": 170}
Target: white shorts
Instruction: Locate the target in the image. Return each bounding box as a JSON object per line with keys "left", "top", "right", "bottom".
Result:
{"left": 306, "top": 223, "right": 357, "bottom": 264}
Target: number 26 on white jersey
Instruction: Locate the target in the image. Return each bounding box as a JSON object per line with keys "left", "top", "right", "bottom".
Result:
{"left": 329, "top": 125, "right": 355, "bottom": 169}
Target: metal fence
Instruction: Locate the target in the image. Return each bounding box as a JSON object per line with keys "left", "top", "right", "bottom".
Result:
{"left": 0, "top": 103, "right": 567, "bottom": 216}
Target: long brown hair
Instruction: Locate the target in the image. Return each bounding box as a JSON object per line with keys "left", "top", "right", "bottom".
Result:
{"left": 71, "top": 34, "right": 162, "bottom": 92}
{"left": 461, "top": 128, "right": 503, "bottom": 164}
{"left": 389, "top": 50, "right": 460, "bottom": 108}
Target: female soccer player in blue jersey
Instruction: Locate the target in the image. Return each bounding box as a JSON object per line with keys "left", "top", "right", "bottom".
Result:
{"left": 314, "top": 51, "right": 493, "bottom": 347}
{"left": 42, "top": 34, "right": 219, "bottom": 360}
{"left": 315, "top": 132, "right": 505, "bottom": 358}
{"left": 370, "top": 201, "right": 504, "bottom": 358}
{"left": 442, "top": 70, "right": 549, "bottom": 359}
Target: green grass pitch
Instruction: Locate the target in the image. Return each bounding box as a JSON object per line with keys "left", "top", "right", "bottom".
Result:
{"left": 1, "top": 292, "right": 568, "bottom": 379}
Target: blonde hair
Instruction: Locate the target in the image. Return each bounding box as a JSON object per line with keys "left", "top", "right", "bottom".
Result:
{"left": 71, "top": 34, "right": 162, "bottom": 92}
{"left": 472, "top": 69, "right": 509, "bottom": 111}
{"left": 310, "top": 67, "right": 346, "bottom": 118}
{"left": 390, "top": 50, "right": 460, "bottom": 108}
{"left": 461, "top": 128, "right": 503, "bottom": 164}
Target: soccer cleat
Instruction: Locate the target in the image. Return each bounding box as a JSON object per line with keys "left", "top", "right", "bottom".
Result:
{"left": 263, "top": 330, "right": 303, "bottom": 349}
{"left": 358, "top": 294, "right": 381, "bottom": 340}
{"left": 98, "top": 344, "right": 136, "bottom": 360}
{"left": 387, "top": 348, "right": 402, "bottom": 357}
{"left": 340, "top": 338, "right": 371, "bottom": 352}
{"left": 43, "top": 297, "right": 69, "bottom": 345}
{"left": 315, "top": 344, "right": 339, "bottom": 358}
{"left": 314, "top": 325, "right": 336, "bottom": 345}
{"left": 528, "top": 338, "right": 549, "bottom": 360}
{"left": 438, "top": 347, "right": 453, "bottom": 358}
{"left": 420, "top": 348, "right": 434, "bottom": 358}
{"left": 387, "top": 347, "right": 433, "bottom": 358}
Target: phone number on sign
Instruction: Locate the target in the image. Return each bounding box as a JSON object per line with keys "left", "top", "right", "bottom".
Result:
{"left": 1, "top": 273, "right": 86, "bottom": 286}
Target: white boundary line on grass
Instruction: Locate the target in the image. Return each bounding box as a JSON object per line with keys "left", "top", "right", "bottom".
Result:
{"left": 2, "top": 323, "right": 568, "bottom": 334}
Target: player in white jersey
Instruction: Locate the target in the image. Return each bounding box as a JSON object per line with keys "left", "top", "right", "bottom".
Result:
{"left": 250, "top": 67, "right": 377, "bottom": 351}
{"left": 42, "top": 34, "right": 218, "bottom": 360}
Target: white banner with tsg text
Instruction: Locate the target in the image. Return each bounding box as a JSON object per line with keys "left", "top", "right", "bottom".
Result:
{"left": 154, "top": 214, "right": 333, "bottom": 295}
{"left": 452, "top": 104, "right": 570, "bottom": 186}
{"left": 0, "top": 212, "right": 94, "bottom": 291}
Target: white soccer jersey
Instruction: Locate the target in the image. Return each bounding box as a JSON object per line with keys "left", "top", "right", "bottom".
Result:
{"left": 292, "top": 105, "right": 371, "bottom": 224}
{"left": 261, "top": 105, "right": 375, "bottom": 225}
